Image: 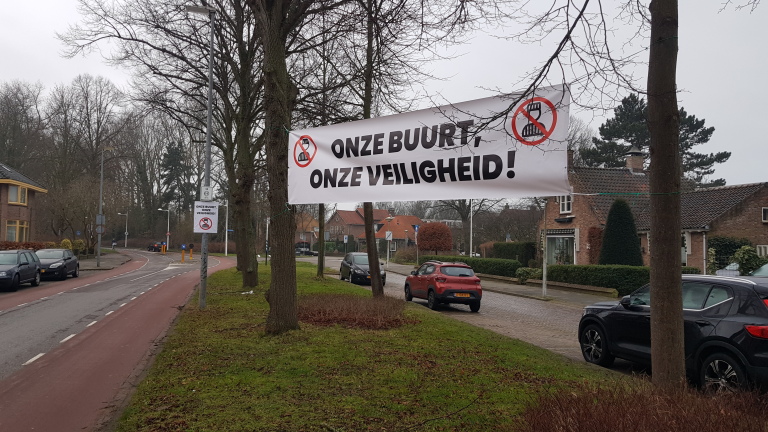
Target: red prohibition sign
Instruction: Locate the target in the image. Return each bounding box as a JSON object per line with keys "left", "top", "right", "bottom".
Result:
{"left": 293, "top": 135, "right": 317, "bottom": 168}
{"left": 199, "top": 217, "right": 213, "bottom": 230}
{"left": 511, "top": 97, "right": 558, "bottom": 146}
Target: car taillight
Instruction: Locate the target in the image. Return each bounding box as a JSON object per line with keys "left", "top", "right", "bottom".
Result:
{"left": 763, "top": 299, "right": 768, "bottom": 309}
{"left": 745, "top": 325, "right": 768, "bottom": 339}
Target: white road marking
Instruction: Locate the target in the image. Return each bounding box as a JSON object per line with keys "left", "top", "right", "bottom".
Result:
{"left": 106, "top": 311, "right": 114, "bottom": 316}
{"left": 60, "top": 334, "right": 76, "bottom": 343}
{"left": 87, "top": 321, "right": 97, "bottom": 327}
{"left": 119, "top": 303, "right": 127, "bottom": 308}
{"left": 23, "top": 353, "right": 44, "bottom": 365}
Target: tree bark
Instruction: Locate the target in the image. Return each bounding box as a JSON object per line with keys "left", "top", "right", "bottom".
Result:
{"left": 364, "top": 202, "right": 384, "bottom": 297}
{"left": 647, "top": 0, "right": 686, "bottom": 390}
{"left": 260, "top": 1, "right": 300, "bottom": 334}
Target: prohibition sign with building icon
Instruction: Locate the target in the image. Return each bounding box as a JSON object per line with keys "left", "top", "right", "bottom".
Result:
{"left": 511, "top": 97, "right": 558, "bottom": 146}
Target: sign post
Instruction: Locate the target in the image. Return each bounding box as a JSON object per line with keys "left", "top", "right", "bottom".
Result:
{"left": 385, "top": 231, "right": 392, "bottom": 269}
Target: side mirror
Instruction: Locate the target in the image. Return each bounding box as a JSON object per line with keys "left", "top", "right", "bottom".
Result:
{"left": 620, "top": 295, "right": 631, "bottom": 308}
{"left": 410, "top": 271, "right": 417, "bottom": 275}
{"left": 20, "top": 261, "right": 29, "bottom": 266}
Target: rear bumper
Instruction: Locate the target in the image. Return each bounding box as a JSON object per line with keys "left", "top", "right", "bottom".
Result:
{"left": 435, "top": 290, "right": 482, "bottom": 304}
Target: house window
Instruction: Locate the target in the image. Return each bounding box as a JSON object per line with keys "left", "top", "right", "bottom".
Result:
{"left": 559, "top": 195, "right": 572, "bottom": 214}
{"left": 757, "top": 245, "right": 768, "bottom": 257}
{"left": 763, "top": 207, "right": 768, "bottom": 223}
{"left": 8, "top": 185, "right": 28, "bottom": 205}
{"left": 6, "top": 220, "right": 28, "bottom": 242}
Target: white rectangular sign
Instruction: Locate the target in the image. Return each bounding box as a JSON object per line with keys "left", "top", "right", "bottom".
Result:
{"left": 194, "top": 201, "right": 219, "bottom": 234}
{"left": 287, "top": 85, "right": 571, "bottom": 204}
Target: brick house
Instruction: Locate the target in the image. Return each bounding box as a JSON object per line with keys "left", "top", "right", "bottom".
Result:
{"left": 325, "top": 207, "right": 391, "bottom": 250}
{"left": 294, "top": 212, "right": 319, "bottom": 249}
{"left": 0, "top": 163, "right": 47, "bottom": 242}
{"left": 374, "top": 215, "right": 424, "bottom": 252}
{"left": 539, "top": 152, "right": 768, "bottom": 272}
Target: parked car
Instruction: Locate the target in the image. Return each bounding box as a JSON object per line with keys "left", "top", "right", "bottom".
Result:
{"left": 578, "top": 274, "right": 768, "bottom": 392}
{"left": 0, "top": 249, "right": 41, "bottom": 292}
{"left": 36, "top": 248, "right": 80, "bottom": 280}
{"left": 148, "top": 241, "right": 163, "bottom": 252}
{"left": 750, "top": 264, "right": 768, "bottom": 277}
{"left": 339, "top": 252, "right": 386, "bottom": 285}
{"left": 405, "top": 260, "right": 482, "bottom": 312}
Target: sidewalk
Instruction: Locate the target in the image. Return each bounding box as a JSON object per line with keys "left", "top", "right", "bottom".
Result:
{"left": 78, "top": 250, "right": 133, "bottom": 271}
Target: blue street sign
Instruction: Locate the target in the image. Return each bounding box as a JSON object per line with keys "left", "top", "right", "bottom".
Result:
{"left": 181, "top": 244, "right": 187, "bottom": 250}
{"left": 76, "top": 231, "right": 81, "bottom": 236}
{"left": 414, "top": 225, "right": 419, "bottom": 233}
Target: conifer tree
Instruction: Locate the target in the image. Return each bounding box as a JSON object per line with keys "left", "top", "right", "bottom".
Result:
{"left": 599, "top": 199, "right": 643, "bottom": 266}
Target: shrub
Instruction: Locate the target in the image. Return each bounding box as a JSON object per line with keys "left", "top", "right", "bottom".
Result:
{"left": 708, "top": 236, "right": 751, "bottom": 269}
{"left": 73, "top": 239, "right": 86, "bottom": 254}
{"left": 298, "top": 294, "right": 415, "bottom": 330}
{"left": 733, "top": 246, "right": 768, "bottom": 275}
{"left": 420, "top": 255, "right": 522, "bottom": 277}
{"left": 417, "top": 223, "right": 452, "bottom": 254}
{"left": 546, "top": 265, "right": 701, "bottom": 296}
{"left": 492, "top": 242, "right": 536, "bottom": 264}
{"left": 60, "top": 238, "right": 73, "bottom": 250}
{"left": 599, "top": 199, "right": 643, "bottom": 266}
{"left": 392, "top": 246, "right": 416, "bottom": 264}
{"left": 515, "top": 267, "right": 542, "bottom": 285}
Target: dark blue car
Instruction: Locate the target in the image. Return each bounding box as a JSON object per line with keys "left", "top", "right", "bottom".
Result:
{"left": 0, "top": 249, "right": 41, "bottom": 292}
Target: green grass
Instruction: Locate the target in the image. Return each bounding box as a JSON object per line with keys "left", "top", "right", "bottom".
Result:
{"left": 116, "top": 262, "right": 620, "bottom": 431}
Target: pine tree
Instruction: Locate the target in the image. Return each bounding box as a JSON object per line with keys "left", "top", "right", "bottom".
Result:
{"left": 599, "top": 199, "right": 643, "bottom": 266}
{"left": 579, "top": 94, "right": 730, "bottom": 187}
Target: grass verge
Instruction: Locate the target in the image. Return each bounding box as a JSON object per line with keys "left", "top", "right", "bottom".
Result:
{"left": 115, "top": 262, "right": 621, "bottom": 431}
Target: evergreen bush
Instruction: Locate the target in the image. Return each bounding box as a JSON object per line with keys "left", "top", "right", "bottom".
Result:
{"left": 599, "top": 199, "right": 643, "bottom": 266}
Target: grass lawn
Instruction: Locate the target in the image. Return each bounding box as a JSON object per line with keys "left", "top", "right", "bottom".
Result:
{"left": 116, "top": 262, "right": 621, "bottom": 431}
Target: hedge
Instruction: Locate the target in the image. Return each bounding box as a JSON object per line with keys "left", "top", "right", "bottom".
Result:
{"left": 419, "top": 255, "right": 522, "bottom": 277}
{"left": 546, "top": 265, "right": 702, "bottom": 296}
{"left": 492, "top": 242, "right": 536, "bottom": 266}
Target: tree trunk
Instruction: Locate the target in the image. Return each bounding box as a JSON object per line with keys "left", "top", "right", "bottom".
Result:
{"left": 261, "top": 3, "right": 299, "bottom": 334}
{"left": 647, "top": 0, "right": 685, "bottom": 391}
{"left": 365, "top": 203, "right": 384, "bottom": 297}
{"left": 317, "top": 203, "right": 325, "bottom": 278}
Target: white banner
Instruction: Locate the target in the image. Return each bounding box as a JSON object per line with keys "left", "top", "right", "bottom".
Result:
{"left": 287, "top": 85, "right": 571, "bottom": 204}
{"left": 193, "top": 201, "right": 219, "bottom": 234}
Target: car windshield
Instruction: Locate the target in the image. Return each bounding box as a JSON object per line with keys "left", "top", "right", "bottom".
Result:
{"left": 0, "top": 253, "right": 17, "bottom": 265}
{"left": 441, "top": 266, "right": 474, "bottom": 277}
{"left": 36, "top": 250, "right": 64, "bottom": 259}
{"left": 751, "top": 264, "right": 768, "bottom": 277}
{"left": 352, "top": 255, "right": 369, "bottom": 265}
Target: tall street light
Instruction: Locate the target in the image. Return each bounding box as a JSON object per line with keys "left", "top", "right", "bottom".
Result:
{"left": 158, "top": 208, "right": 170, "bottom": 253}
{"left": 96, "top": 146, "right": 113, "bottom": 267}
{"left": 186, "top": 2, "right": 217, "bottom": 309}
{"left": 117, "top": 212, "right": 128, "bottom": 248}
{"left": 222, "top": 199, "right": 229, "bottom": 257}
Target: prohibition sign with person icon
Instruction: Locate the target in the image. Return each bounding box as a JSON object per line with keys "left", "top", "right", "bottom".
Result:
{"left": 199, "top": 217, "right": 213, "bottom": 230}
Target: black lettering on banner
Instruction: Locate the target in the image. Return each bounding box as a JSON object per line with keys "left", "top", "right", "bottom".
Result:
{"left": 457, "top": 156, "right": 472, "bottom": 181}
{"left": 350, "top": 167, "right": 363, "bottom": 186}
{"left": 338, "top": 167, "right": 351, "bottom": 187}
{"left": 410, "top": 161, "right": 421, "bottom": 183}
{"left": 421, "top": 125, "right": 438, "bottom": 149}
{"left": 420, "top": 160, "right": 436, "bottom": 183}
{"left": 457, "top": 120, "right": 474, "bottom": 145}
{"left": 436, "top": 158, "right": 456, "bottom": 182}
{"left": 360, "top": 135, "right": 372, "bottom": 156}
{"left": 389, "top": 130, "right": 403, "bottom": 153}
{"left": 404, "top": 128, "right": 419, "bottom": 151}
{"left": 345, "top": 137, "right": 360, "bottom": 158}
{"left": 373, "top": 133, "right": 385, "bottom": 155}
{"left": 482, "top": 154, "right": 503, "bottom": 180}
{"left": 507, "top": 150, "right": 516, "bottom": 178}
{"left": 382, "top": 164, "right": 395, "bottom": 185}
{"left": 324, "top": 168, "right": 338, "bottom": 187}
{"left": 310, "top": 169, "right": 323, "bottom": 188}
{"left": 367, "top": 165, "right": 382, "bottom": 185}
{"left": 473, "top": 155, "right": 481, "bottom": 179}
{"left": 331, "top": 139, "right": 344, "bottom": 159}
{"left": 400, "top": 163, "right": 414, "bottom": 184}
{"left": 392, "top": 163, "right": 402, "bottom": 184}
{"left": 439, "top": 123, "right": 456, "bottom": 148}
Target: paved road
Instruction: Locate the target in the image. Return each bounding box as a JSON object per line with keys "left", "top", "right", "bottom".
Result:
{"left": 0, "top": 250, "right": 235, "bottom": 432}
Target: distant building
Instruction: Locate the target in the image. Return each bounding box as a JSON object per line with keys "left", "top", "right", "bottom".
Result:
{"left": 0, "top": 163, "right": 47, "bottom": 242}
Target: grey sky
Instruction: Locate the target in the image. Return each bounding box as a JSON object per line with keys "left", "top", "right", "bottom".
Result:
{"left": 1, "top": 1, "right": 765, "bottom": 189}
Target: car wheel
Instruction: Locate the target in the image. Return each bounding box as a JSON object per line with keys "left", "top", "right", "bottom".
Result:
{"left": 404, "top": 284, "right": 413, "bottom": 301}
{"left": 382, "top": 276, "right": 386, "bottom": 286}
{"left": 580, "top": 324, "right": 615, "bottom": 367}
{"left": 73, "top": 265, "right": 79, "bottom": 278}
{"left": 469, "top": 301, "right": 481, "bottom": 313}
{"left": 700, "top": 353, "right": 746, "bottom": 393}
{"left": 427, "top": 290, "right": 439, "bottom": 310}
{"left": 339, "top": 269, "right": 345, "bottom": 281}
{"left": 31, "top": 271, "right": 41, "bottom": 287}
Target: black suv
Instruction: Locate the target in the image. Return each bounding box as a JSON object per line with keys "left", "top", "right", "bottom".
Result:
{"left": 339, "top": 252, "right": 386, "bottom": 285}
{"left": 0, "top": 249, "right": 42, "bottom": 292}
{"left": 578, "top": 274, "right": 768, "bottom": 392}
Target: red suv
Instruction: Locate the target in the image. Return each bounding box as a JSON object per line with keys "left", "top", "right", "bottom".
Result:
{"left": 405, "top": 261, "right": 482, "bottom": 312}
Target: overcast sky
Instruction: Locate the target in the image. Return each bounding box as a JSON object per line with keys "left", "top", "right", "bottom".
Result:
{"left": 1, "top": 1, "right": 765, "bottom": 195}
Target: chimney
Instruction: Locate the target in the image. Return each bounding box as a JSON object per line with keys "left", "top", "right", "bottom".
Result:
{"left": 624, "top": 145, "right": 644, "bottom": 172}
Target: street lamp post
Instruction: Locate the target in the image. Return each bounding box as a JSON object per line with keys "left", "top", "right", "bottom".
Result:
{"left": 158, "top": 208, "right": 170, "bottom": 253}
{"left": 95, "top": 146, "right": 113, "bottom": 267}
{"left": 186, "top": 2, "right": 217, "bottom": 310}
{"left": 117, "top": 212, "right": 128, "bottom": 247}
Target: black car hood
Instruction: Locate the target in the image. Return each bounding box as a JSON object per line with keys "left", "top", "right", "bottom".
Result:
{"left": 39, "top": 258, "right": 63, "bottom": 265}
{"left": 584, "top": 301, "right": 620, "bottom": 311}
